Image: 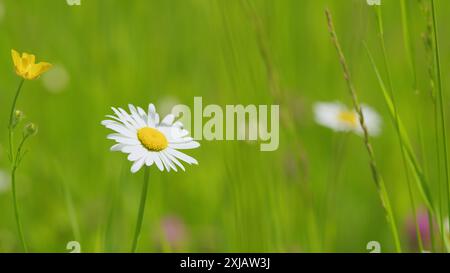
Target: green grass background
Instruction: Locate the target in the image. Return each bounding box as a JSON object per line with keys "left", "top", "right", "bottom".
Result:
{"left": 1, "top": 0, "right": 450, "bottom": 252}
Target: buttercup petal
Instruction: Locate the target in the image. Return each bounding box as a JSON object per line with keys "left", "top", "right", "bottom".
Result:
{"left": 11, "top": 49, "right": 21, "bottom": 67}
{"left": 22, "top": 53, "right": 36, "bottom": 67}
{"left": 28, "top": 62, "right": 52, "bottom": 80}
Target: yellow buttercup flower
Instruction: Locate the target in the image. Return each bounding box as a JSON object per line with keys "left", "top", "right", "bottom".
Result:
{"left": 11, "top": 49, "right": 52, "bottom": 80}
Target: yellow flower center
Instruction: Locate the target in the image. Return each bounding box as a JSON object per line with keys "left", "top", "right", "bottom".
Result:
{"left": 338, "top": 111, "right": 357, "bottom": 126}
{"left": 137, "top": 127, "right": 168, "bottom": 151}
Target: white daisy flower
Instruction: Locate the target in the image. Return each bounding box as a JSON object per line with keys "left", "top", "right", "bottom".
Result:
{"left": 367, "top": 0, "right": 381, "bottom": 6}
{"left": 102, "top": 103, "right": 200, "bottom": 173}
{"left": 314, "top": 101, "right": 381, "bottom": 136}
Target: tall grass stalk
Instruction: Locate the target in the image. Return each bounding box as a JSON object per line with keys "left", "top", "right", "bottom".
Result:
{"left": 400, "top": 0, "right": 439, "bottom": 251}
{"left": 431, "top": 0, "right": 450, "bottom": 251}
{"left": 326, "top": 9, "right": 401, "bottom": 252}
{"left": 400, "top": 0, "right": 418, "bottom": 92}
{"left": 417, "top": 0, "right": 445, "bottom": 250}
{"left": 365, "top": 45, "right": 434, "bottom": 211}
{"left": 375, "top": 5, "right": 424, "bottom": 251}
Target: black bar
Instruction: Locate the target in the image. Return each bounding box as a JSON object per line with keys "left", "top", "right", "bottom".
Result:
{"left": 0, "top": 253, "right": 443, "bottom": 271}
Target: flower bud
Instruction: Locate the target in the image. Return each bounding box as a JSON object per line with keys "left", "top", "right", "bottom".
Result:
{"left": 23, "top": 123, "right": 38, "bottom": 137}
{"left": 11, "top": 110, "right": 24, "bottom": 129}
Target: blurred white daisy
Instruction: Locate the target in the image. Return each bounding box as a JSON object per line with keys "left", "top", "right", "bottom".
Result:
{"left": 102, "top": 103, "right": 200, "bottom": 173}
{"left": 0, "top": 170, "right": 10, "bottom": 193}
{"left": 41, "top": 64, "right": 70, "bottom": 93}
{"left": 314, "top": 101, "right": 381, "bottom": 136}
{"left": 367, "top": 0, "right": 381, "bottom": 6}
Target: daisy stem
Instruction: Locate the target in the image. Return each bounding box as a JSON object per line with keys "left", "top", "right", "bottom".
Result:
{"left": 326, "top": 9, "right": 402, "bottom": 252}
{"left": 131, "top": 167, "right": 150, "bottom": 253}
{"left": 8, "top": 78, "right": 27, "bottom": 252}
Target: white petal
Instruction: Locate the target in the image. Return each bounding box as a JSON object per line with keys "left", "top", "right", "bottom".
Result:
{"left": 137, "top": 106, "right": 148, "bottom": 121}
{"left": 131, "top": 157, "right": 146, "bottom": 173}
{"left": 169, "top": 141, "right": 200, "bottom": 150}
{"left": 107, "top": 134, "right": 140, "bottom": 145}
{"left": 129, "top": 104, "right": 147, "bottom": 128}
{"left": 167, "top": 148, "right": 198, "bottom": 165}
{"left": 122, "top": 145, "right": 145, "bottom": 154}
{"left": 145, "top": 153, "right": 154, "bottom": 166}
{"left": 159, "top": 154, "right": 171, "bottom": 172}
{"left": 104, "top": 115, "right": 122, "bottom": 124}
{"left": 161, "top": 114, "right": 175, "bottom": 126}
{"left": 110, "top": 108, "right": 126, "bottom": 123}
{"left": 110, "top": 144, "right": 126, "bottom": 152}
{"left": 148, "top": 103, "right": 156, "bottom": 114}
{"left": 112, "top": 107, "right": 137, "bottom": 129}
{"left": 105, "top": 123, "right": 136, "bottom": 138}
{"left": 104, "top": 115, "right": 136, "bottom": 133}
{"left": 160, "top": 151, "right": 178, "bottom": 172}
{"left": 163, "top": 151, "right": 185, "bottom": 171}
{"left": 118, "top": 107, "right": 140, "bottom": 129}
{"left": 128, "top": 150, "right": 146, "bottom": 161}
{"left": 147, "top": 104, "right": 158, "bottom": 127}
{"left": 152, "top": 152, "right": 165, "bottom": 171}
{"left": 154, "top": 113, "right": 160, "bottom": 125}
{"left": 147, "top": 116, "right": 155, "bottom": 128}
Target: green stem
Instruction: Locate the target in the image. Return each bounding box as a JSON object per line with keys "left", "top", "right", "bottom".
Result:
{"left": 376, "top": 6, "right": 424, "bottom": 252}
{"left": 131, "top": 167, "right": 150, "bottom": 253}
{"left": 400, "top": 0, "right": 418, "bottom": 92}
{"left": 431, "top": 0, "right": 450, "bottom": 251}
{"left": 8, "top": 79, "right": 24, "bottom": 162}
{"left": 11, "top": 135, "right": 29, "bottom": 252}
{"left": 11, "top": 166, "right": 27, "bottom": 252}
{"left": 8, "top": 79, "right": 27, "bottom": 252}
{"left": 326, "top": 9, "right": 402, "bottom": 252}
{"left": 434, "top": 103, "right": 445, "bottom": 250}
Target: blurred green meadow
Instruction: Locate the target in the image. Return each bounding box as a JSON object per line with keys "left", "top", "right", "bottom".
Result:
{"left": 1, "top": 0, "right": 450, "bottom": 252}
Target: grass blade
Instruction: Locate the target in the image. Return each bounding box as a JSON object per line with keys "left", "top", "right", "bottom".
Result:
{"left": 326, "top": 8, "right": 402, "bottom": 252}
{"left": 365, "top": 46, "right": 434, "bottom": 214}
